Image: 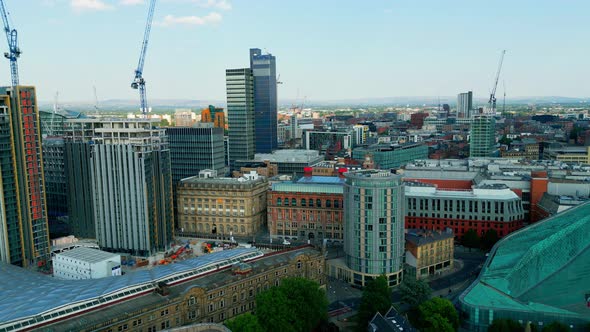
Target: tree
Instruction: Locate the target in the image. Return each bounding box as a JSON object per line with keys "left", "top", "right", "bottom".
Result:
{"left": 255, "top": 277, "right": 327, "bottom": 332}
{"left": 225, "top": 313, "right": 264, "bottom": 332}
{"left": 399, "top": 277, "right": 432, "bottom": 308}
{"left": 542, "top": 322, "right": 571, "bottom": 332}
{"left": 159, "top": 118, "right": 170, "bottom": 127}
{"left": 488, "top": 318, "right": 523, "bottom": 332}
{"left": 423, "top": 313, "right": 455, "bottom": 332}
{"left": 482, "top": 229, "right": 500, "bottom": 250}
{"left": 499, "top": 135, "right": 513, "bottom": 146}
{"left": 417, "top": 297, "right": 459, "bottom": 331}
{"left": 462, "top": 229, "right": 481, "bottom": 251}
{"left": 357, "top": 275, "right": 391, "bottom": 331}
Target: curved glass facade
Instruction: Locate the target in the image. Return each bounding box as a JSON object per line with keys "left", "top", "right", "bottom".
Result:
{"left": 343, "top": 170, "right": 404, "bottom": 286}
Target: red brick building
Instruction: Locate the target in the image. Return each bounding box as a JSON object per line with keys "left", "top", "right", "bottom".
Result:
{"left": 267, "top": 176, "right": 345, "bottom": 243}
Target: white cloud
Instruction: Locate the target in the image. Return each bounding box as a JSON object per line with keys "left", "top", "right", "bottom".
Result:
{"left": 120, "top": 0, "right": 144, "bottom": 4}
{"left": 157, "top": 12, "right": 222, "bottom": 27}
{"left": 71, "top": 0, "right": 114, "bottom": 11}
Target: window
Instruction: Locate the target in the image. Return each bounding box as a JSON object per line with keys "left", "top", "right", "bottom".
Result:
{"left": 161, "top": 320, "right": 170, "bottom": 330}
{"left": 188, "top": 296, "right": 196, "bottom": 306}
{"left": 161, "top": 309, "right": 168, "bottom": 316}
{"left": 316, "top": 199, "right": 321, "bottom": 207}
{"left": 301, "top": 199, "right": 306, "bottom": 206}
{"left": 297, "top": 260, "right": 302, "bottom": 269}
{"left": 277, "top": 198, "right": 282, "bottom": 206}
{"left": 209, "top": 303, "right": 214, "bottom": 312}
{"left": 291, "top": 198, "right": 297, "bottom": 206}
{"left": 188, "top": 310, "right": 197, "bottom": 320}
{"left": 326, "top": 200, "right": 332, "bottom": 208}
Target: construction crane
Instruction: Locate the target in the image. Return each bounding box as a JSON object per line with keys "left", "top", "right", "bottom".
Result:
{"left": 131, "top": 0, "right": 156, "bottom": 116}
{"left": 0, "top": 0, "right": 21, "bottom": 87}
{"left": 487, "top": 50, "right": 506, "bottom": 114}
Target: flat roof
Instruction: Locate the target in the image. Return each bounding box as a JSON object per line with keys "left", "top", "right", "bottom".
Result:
{"left": 405, "top": 229, "right": 454, "bottom": 246}
{"left": 56, "top": 247, "right": 119, "bottom": 264}
{"left": 297, "top": 176, "right": 345, "bottom": 185}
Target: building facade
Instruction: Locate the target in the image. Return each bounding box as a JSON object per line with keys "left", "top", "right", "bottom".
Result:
{"left": 176, "top": 171, "right": 268, "bottom": 237}
{"left": 167, "top": 125, "right": 226, "bottom": 183}
{"left": 0, "top": 247, "right": 324, "bottom": 332}
{"left": 0, "top": 86, "right": 50, "bottom": 267}
{"left": 267, "top": 176, "right": 345, "bottom": 243}
{"left": 340, "top": 170, "right": 405, "bottom": 287}
{"left": 235, "top": 149, "right": 324, "bottom": 176}
{"left": 304, "top": 130, "right": 353, "bottom": 152}
{"left": 352, "top": 143, "right": 428, "bottom": 169}
{"left": 404, "top": 229, "right": 454, "bottom": 280}
{"left": 457, "top": 91, "right": 473, "bottom": 118}
{"left": 64, "top": 141, "right": 95, "bottom": 238}
{"left": 65, "top": 119, "right": 174, "bottom": 256}
{"left": 42, "top": 137, "right": 68, "bottom": 236}
{"left": 226, "top": 68, "right": 255, "bottom": 165}
{"left": 250, "top": 48, "right": 278, "bottom": 154}
{"left": 470, "top": 115, "right": 496, "bottom": 157}
{"left": 404, "top": 182, "right": 525, "bottom": 239}
{"left": 53, "top": 247, "right": 121, "bottom": 280}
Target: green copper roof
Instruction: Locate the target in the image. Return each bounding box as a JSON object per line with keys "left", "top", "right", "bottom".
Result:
{"left": 461, "top": 201, "right": 590, "bottom": 321}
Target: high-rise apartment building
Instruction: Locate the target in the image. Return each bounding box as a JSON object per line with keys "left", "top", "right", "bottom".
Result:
{"left": 0, "top": 86, "right": 50, "bottom": 267}
{"left": 470, "top": 115, "right": 496, "bottom": 157}
{"left": 341, "top": 170, "right": 405, "bottom": 287}
{"left": 457, "top": 91, "right": 473, "bottom": 118}
{"left": 250, "top": 48, "right": 278, "bottom": 153}
{"left": 201, "top": 105, "right": 226, "bottom": 129}
{"left": 226, "top": 68, "right": 255, "bottom": 165}
{"left": 65, "top": 119, "right": 174, "bottom": 255}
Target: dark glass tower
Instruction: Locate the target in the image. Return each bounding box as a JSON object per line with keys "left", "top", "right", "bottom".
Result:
{"left": 250, "top": 48, "right": 278, "bottom": 153}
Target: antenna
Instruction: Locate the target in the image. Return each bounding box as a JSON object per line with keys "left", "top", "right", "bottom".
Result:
{"left": 93, "top": 85, "right": 99, "bottom": 111}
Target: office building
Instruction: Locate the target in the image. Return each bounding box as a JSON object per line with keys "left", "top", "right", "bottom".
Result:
{"left": 459, "top": 202, "right": 590, "bottom": 331}
{"left": 226, "top": 68, "right": 255, "bottom": 164}
{"left": 174, "top": 109, "right": 195, "bottom": 127}
{"left": 405, "top": 229, "right": 454, "bottom": 279}
{"left": 250, "top": 48, "right": 278, "bottom": 153}
{"left": 0, "top": 86, "right": 50, "bottom": 267}
{"left": 201, "top": 105, "right": 226, "bottom": 129}
{"left": 352, "top": 143, "right": 428, "bottom": 169}
{"left": 268, "top": 175, "right": 345, "bottom": 242}
{"left": 65, "top": 119, "right": 174, "bottom": 256}
{"left": 470, "top": 115, "right": 496, "bottom": 157}
{"left": 53, "top": 247, "right": 121, "bottom": 280}
{"left": 167, "top": 124, "right": 226, "bottom": 183}
{"left": 457, "top": 91, "right": 473, "bottom": 118}
{"left": 43, "top": 137, "right": 69, "bottom": 236}
{"left": 63, "top": 140, "right": 95, "bottom": 238}
{"left": 0, "top": 247, "right": 324, "bottom": 332}
{"left": 329, "top": 170, "right": 405, "bottom": 287}
{"left": 304, "top": 129, "right": 354, "bottom": 153}
{"left": 405, "top": 182, "right": 525, "bottom": 239}
{"left": 176, "top": 171, "right": 268, "bottom": 237}
{"left": 234, "top": 149, "right": 323, "bottom": 176}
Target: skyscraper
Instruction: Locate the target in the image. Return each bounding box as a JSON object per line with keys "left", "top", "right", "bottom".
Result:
{"left": 250, "top": 48, "right": 278, "bottom": 153}
{"left": 65, "top": 119, "right": 174, "bottom": 255}
{"left": 0, "top": 86, "right": 50, "bottom": 267}
{"left": 343, "top": 170, "right": 405, "bottom": 286}
{"left": 470, "top": 115, "right": 496, "bottom": 157}
{"left": 226, "top": 68, "right": 255, "bottom": 165}
{"left": 457, "top": 91, "right": 473, "bottom": 118}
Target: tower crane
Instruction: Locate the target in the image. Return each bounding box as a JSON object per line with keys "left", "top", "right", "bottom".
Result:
{"left": 131, "top": 0, "right": 156, "bottom": 116}
{"left": 487, "top": 50, "right": 506, "bottom": 114}
{"left": 0, "top": 0, "right": 21, "bottom": 87}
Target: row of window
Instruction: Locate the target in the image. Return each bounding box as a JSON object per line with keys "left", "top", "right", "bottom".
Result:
{"left": 274, "top": 197, "right": 341, "bottom": 208}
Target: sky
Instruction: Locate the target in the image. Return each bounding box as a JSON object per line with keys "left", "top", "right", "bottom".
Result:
{"left": 2, "top": 0, "right": 589, "bottom": 103}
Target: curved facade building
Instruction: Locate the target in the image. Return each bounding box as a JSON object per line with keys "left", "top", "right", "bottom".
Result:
{"left": 459, "top": 201, "right": 590, "bottom": 331}
{"left": 343, "top": 170, "right": 405, "bottom": 286}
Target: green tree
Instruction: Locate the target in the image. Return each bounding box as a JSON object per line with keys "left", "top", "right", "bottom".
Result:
{"left": 542, "top": 322, "right": 571, "bottom": 332}
{"left": 482, "top": 229, "right": 500, "bottom": 250}
{"left": 417, "top": 297, "right": 459, "bottom": 331}
{"left": 225, "top": 313, "right": 264, "bottom": 332}
{"left": 399, "top": 277, "right": 432, "bottom": 308}
{"left": 423, "top": 313, "right": 455, "bottom": 332}
{"left": 357, "top": 275, "right": 391, "bottom": 331}
{"left": 462, "top": 229, "right": 481, "bottom": 251}
{"left": 159, "top": 118, "right": 170, "bottom": 127}
{"left": 499, "top": 135, "right": 513, "bottom": 146}
{"left": 488, "top": 318, "right": 523, "bottom": 332}
{"left": 255, "top": 278, "right": 327, "bottom": 332}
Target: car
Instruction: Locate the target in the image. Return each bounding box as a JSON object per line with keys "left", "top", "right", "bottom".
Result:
{"left": 282, "top": 240, "right": 291, "bottom": 245}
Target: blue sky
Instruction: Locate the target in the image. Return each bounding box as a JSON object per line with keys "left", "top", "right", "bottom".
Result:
{"left": 2, "top": 0, "right": 589, "bottom": 102}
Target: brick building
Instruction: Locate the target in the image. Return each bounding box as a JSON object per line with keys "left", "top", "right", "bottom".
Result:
{"left": 267, "top": 176, "right": 345, "bottom": 243}
{"left": 405, "top": 229, "right": 454, "bottom": 279}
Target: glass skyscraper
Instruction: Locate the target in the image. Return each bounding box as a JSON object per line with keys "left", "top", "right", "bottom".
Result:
{"left": 226, "top": 68, "right": 255, "bottom": 165}
{"left": 250, "top": 48, "right": 278, "bottom": 154}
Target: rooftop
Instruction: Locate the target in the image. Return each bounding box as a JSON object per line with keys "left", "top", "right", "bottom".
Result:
{"left": 368, "top": 306, "right": 416, "bottom": 332}
{"left": 460, "top": 201, "right": 590, "bottom": 320}
{"left": 252, "top": 149, "right": 322, "bottom": 163}
{"left": 405, "top": 229, "right": 454, "bottom": 246}
{"left": 55, "top": 247, "right": 119, "bottom": 264}
{"left": 0, "top": 248, "right": 263, "bottom": 329}
{"left": 297, "top": 176, "right": 345, "bottom": 185}
{"left": 404, "top": 183, "right": 519, "bottom": 200}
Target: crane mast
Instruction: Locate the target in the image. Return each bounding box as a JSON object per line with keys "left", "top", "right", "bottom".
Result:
{"left": 487, "top": 50, "right": 506, "bottom": 115}
{"left": 0, "top": 0, "right": 20, "bottom": 87}
{"left": 131, "top": 0, "right": 156, "bottom": 116}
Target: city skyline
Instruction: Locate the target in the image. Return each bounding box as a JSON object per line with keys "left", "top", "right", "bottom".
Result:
{"left": 1, "top": 0, "right": 589, "bottom": 103}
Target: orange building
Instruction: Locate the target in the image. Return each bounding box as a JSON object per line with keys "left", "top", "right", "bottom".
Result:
{"left": 201, "top": 105, "right": 225, "bottom": 129}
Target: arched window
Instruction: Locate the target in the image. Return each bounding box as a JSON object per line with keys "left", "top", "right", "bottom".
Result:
{"left": 241, "top": 225, "right": 245, "bottom": 233}
{"left": 205, "top": 223, "right": 210, "bottom": 232}
{"left": 301, "top": 199, "right": 306, "bottom": 207}
{"left": 316, "top": 199, "right": 321, "bottom": 208}
{"left": 309, "top": 199, "right": 314, "bottom": 207}
{"left": 291, "top": 198, "right": 297, "bottom": 206}
{"left": 198, "top": 223, "right": 203, "bottom": 232}
{"left": 334, "top": 200, "right": 340, "bottom": 208}
{"left": 285, "top": 198, "right": 290, "bottom": 206}
{"left": 277, "top": 198, "right": 282, "bottom": 206}
{"left": 326, "top": 200, "right": 332, "bottom": 208}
